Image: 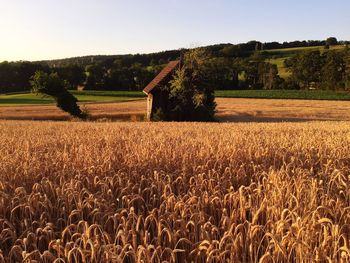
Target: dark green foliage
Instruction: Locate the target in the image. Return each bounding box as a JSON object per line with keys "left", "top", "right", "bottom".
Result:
{"left": 321, "top": 51, "right": 346, "bottom": 89}
{"left": 346, "top": 52, "right": 350, "bottom": 90}
{"left": 326, "top": 37, "right": 338, "bottom": 46}
{"left": 206, "top": 57, "right": 240, "bottom": 89}
{"left": 286, "top": 50, "right": 324, "bottom": 88}
{"left": 55, "top": 64, "right": 85, "bottom": 89}
{"left": 258, "top": 63, "right": 283, "bottom": 90}
{"left": 166, "top": 48, "right": 216, "bottom": 121}
{"left": 285, "top": 49, "right": 348, "bottom": 90}
{"left": 84, "top": 64, "right": 105, "bottom": 90}
{"left": 31, "top": 71, "right": 87, "bottom": 119}
{"left": 0, "top": 62, "right": 49, "bottom": 93}
{"left": 280, "top": 80, "right": 300, "bottom": 90}
{"left": 243, "top": 57, "right": 283, "bottom": 90}
{"left": 1, "top": 39, "right": 348, "bottom": 94}
{"left": 215, "top": 89, "right": 350, "bottom": 100}
{"left": 38, "top": 40, "right": 333, "bottom": 68}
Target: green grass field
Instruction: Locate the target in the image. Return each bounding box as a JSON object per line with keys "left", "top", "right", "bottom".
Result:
{"left": 70, "top": 90, "right": 145, "bottom": 98}
{"left": 215, "top": 89, "right": 350, "bottom": 100}
{"left": 2, "top": 89, "right": 350, "bottom": 106}
{"left": 0, "top": 91, "right": 145, "bottom": 106}
{"left": 266, "top": 57, "right": 291, "bottom": 78}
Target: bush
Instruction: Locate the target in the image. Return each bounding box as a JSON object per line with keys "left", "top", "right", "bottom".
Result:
{"left": 31, "top": 71, "right": 88, "bottom": 119}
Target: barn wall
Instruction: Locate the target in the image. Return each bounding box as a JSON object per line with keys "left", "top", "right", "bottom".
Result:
{"left": 146, "top": 93, "right": 153, "bottom": 121}
{"left": 151, "top": 88, "right": 169, "bottom": 120}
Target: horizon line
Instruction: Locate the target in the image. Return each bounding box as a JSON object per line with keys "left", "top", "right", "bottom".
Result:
{"left": 2, "top": 37, "right": 348, "bottom": 63}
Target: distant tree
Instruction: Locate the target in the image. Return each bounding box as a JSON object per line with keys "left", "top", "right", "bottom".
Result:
{"left": 258, "top": 63, "right": 281, "bottom": 90}
{"left": 149, "top": 58, "right": 157, "bottom": 66}
{"left": 243, "top": 61, "right": 259, "bottom": 89}
{"left": 158, "top": 58, "right": 167, "bottom": 65}
{"left": 55, "top": 64, "right": 85, "bottom": 89}
{"left": 220, "top": 45, "right": 243, "bottom": 57}
{"left": 104, "top": 61, "right": 158, "bottom": 91}
{"left": 0, "top": 62, "right": 16, "bottom": 93}
{"left": 0, "top": 61, "right": 49, "bottom": 93}
{"left": 345, "top": 51, "right": 350, "bottom": 89}
{"left": 326, "top": 37, "right": 338, "bottom": 46}
{"left": 286, "top": 50, "right": 325, "bottom": 89}
{"left": 167, "top": 48, "right": 216, "bottom": 121}
{"left": 2, "top": 39, "right": 349, "bottom": 94}
{"left": 321, "top": 51, "right": 346, "bottom": 89}
{"left": 255, "top": 42, "right": 263, "bottom": 51}
{"left": 207, "top": 57, "right": 240, "bottom": 89}
{"left": 31, "top": 71, "right": 87, "bottom": 119}
{"left": 85, "top": 64, "right": 105, "bottom": 90}
{"left": 250, "top": 51, "right": 265, "bottom": 63}
{"left": 244, "top": 61, "right": 282, "bottom": 89}
{"left": 130, "top": 63, "right": 155, "bottom": 90}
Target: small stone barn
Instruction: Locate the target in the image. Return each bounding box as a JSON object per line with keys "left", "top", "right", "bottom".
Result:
{"left": 143, "top": 60, "right": 180, "bottom": 120}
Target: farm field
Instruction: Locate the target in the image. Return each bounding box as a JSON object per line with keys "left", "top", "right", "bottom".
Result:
{"left": 2, "top": 89, "right": 350, "bottom": 108}
{"left": 0, "top": 120, "right": 349, "bottom": 262}
{"left": 215, "top": 89, "right": 350, "bottom": 101}
{"left": 2, "top": 97, "right": 350, "bottom": 122}
{"left": 0, "top": 91, "right": 144, "bottom": 106}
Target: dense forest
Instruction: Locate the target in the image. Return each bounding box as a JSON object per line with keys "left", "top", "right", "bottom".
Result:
{"left": 1, "top": 38, "right": 349, "bottom": 93}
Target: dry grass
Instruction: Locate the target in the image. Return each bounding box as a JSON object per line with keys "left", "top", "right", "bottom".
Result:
{"left": 0, "top": 120, "right": 349, "bottom": 262}
{"left": 217, "top": 98, "right": 350, "bottom": 122}
{"left": 2, "top": 98, "right": 350, "bottom": 122}
{"left": 0, "top": 100, "right": 147, "bottom": 121}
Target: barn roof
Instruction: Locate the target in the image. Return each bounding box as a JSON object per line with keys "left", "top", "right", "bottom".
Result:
{"left": 143, "top": 60, "right": 180, "bottom": 94}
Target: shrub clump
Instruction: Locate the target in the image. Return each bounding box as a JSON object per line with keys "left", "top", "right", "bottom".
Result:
{"left": 31, "top": 71, "right": 87, "bottom": 119}
{"left": 167, "top": 48, "right": 216, "bottom": 121}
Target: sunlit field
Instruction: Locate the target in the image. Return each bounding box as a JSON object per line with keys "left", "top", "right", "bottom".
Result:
{"left": 2, "top": 89, "right": 350, "bottom": 107}
{"left": 0, "top": 121, "right": 349, "bottom": 262}
{"left": 0, "top": 91, "right": 144, "bottom": 106}
{"left": 3, "top": 97, "right": 350, "bottom": 122}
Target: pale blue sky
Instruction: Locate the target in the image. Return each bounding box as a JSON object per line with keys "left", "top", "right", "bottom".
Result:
{"left": 0, "top": 0, "right": 349, "bottom": 62}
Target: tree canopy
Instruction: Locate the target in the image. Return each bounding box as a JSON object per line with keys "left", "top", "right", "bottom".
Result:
{"left": 285, "top": 49, "right": 349, "bottom": 90}
{"left": 31, "top": 71, "right": 87, "bottom": 119}
{"left": 1, "top": 38, "right": 349, "bottom": 94}
{"left": 167, "top": 48, "right": 216, "bottom": 121}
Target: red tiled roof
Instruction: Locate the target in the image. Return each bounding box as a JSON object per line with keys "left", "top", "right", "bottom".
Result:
{"left": 143, "top": 60, "right": 180, "bottom": 94}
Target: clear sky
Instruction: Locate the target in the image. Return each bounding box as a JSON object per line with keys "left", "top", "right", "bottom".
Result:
{"left": 0, "top": 0, "right": 349, "bottom": 62}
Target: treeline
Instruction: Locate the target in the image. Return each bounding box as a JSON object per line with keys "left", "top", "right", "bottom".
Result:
{"left": 260, "top": 37, "right": 348, "bottom": 50}
{"left": 0, "top": 56, "right": 283, "bottom": 93}
{"left": 39, "top": 37, "right": 348, "bottom": 67}
{"left": 285, "top": 48, "right": 350, "bottom": 90}
{"left": 0, "top": 62, "right": 49, "bottom": 93}
{"left": 0, "top": 38, "right": 349, "bottom": 93}
{"left": 0, "top": 60, "right": 164, "bottom": 93}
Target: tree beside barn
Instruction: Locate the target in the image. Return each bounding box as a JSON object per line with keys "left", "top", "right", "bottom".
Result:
{"left": 143, "top": 48, "right": 216, "bottom": 121}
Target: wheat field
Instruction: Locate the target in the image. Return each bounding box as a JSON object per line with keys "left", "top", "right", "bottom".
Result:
{"left": 0, "top": 120, "right": 349, "bottom": 262}
{"left": 3, "top": 98, "right": 350, "bottom": 122}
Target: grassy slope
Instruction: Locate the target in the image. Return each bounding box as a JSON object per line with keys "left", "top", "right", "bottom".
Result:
{"left": 0, "top": 91, "right": 145, "bottom": 106}
{"left": 263, "top": 45, "right": 345, "bottom": 79}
